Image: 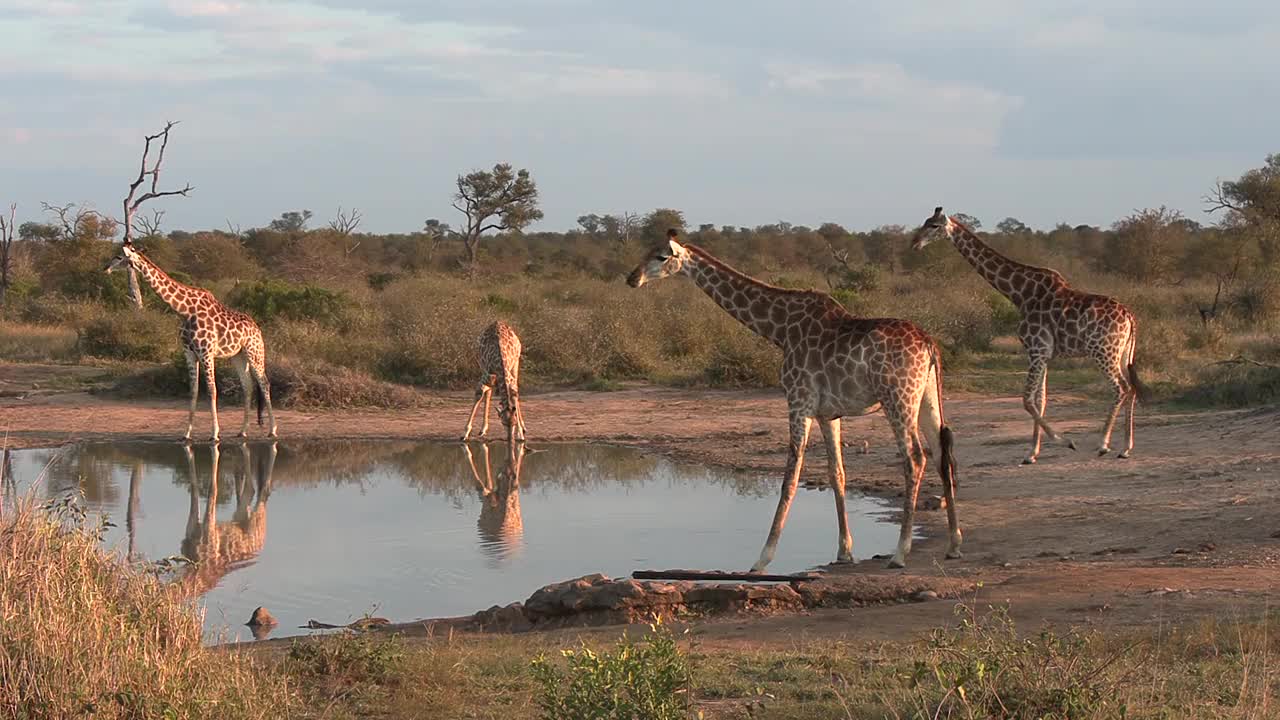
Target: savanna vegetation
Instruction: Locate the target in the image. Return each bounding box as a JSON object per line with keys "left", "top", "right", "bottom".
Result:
{"left": 2, "top": 156, "right": 1279, "bottom": 410}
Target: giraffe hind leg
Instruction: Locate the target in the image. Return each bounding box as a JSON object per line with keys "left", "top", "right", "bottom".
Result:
{"left": 887, "top": 406, "right": 925, "bottom": 569}
{"left": 818, "top": 418, "right": 853, "bottom": 563}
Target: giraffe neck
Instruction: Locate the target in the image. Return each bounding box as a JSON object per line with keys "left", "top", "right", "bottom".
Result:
{"left": 681, "top": 245, "right": 793, "bottom": 347}
{"left": 948, "top": 223, "right": 1037, "bottom": 305}
{"left": 130, "top": 251, "right": 204, "bottom": 317}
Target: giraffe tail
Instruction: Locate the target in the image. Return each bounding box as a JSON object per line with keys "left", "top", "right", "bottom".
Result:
{"left": 930, "top": 342, "right": 958, "bottom": 491}
{"left": 1125, "top": 326, "right": 1150, "bottom": 404}
{"left": 254, "top": 382, "right": 265, "bottom": 426}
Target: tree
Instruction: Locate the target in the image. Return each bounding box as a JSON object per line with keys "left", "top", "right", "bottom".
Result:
{"left": 1107, "top": 207, "right": 1187, "bottom": 282}
{"left": 640, "top": 208, "right": 686, "bottom": 244}
{"left": 418, "top": 218, "right": 452, "bottom": 267}
{"left": 328, "top": 206, "right": 363, "bottom": 235}
{"left": 576, "top": 214, "right": 603, "bottom": 237}
{"left": 1206, "top": 153, "right": 1280, "bottom": 263}
{"left": 952, "top": 213, "right": 982, "bottom": 231}
{"left": 452, "top": 163, "right": 542, "bottom": 271}
{"left": 119, "top": 121, "right": 193, "bottom": 306}
{"left": 0, "top": 204, "right": 14, "bottom": 304}
{"left": 270, "top": 210, "right": 313, "bottom": 233}
{"left": 995, "top": 217, "right": 1030, "bottom": 235}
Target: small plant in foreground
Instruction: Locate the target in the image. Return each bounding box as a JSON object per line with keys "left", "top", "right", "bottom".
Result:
{"left": 287, "top": 631, "right": 406, "bottom": 685}
{"left": 531, "top": 620, "right": 694, "bottom": 720}
{"left": 901, "top": 604, "right": 1137, "bottom": 720}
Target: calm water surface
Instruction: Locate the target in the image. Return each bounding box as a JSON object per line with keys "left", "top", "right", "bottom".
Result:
{"left": 8, "top": 440, "right": 905, "bottom": 642}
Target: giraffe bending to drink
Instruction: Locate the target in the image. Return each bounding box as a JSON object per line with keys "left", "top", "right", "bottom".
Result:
{"left": 462, "top": 321, "right": 526, "bottom": 443}
{"left": 628, "top": 230, "right": 960, "bottom": 570}
{"left": 912, "top": 207, "right": 1144, "bottom": 464}
{"left": 106, "top": 242, "right": 277, "bottom": 441}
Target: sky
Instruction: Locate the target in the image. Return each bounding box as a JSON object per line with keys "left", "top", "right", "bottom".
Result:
{"left": 1, "top": 0, "right": 1277, "bottom": 234}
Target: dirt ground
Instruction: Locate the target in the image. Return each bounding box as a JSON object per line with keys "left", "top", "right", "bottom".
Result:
{"left": 3, "top": 361, "right": 1278, "bottom": 648}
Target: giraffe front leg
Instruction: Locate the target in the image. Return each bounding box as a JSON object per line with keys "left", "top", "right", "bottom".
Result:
{"left": 462, "top": 385, "right": 488, "bottom": 441}
{"left": 231, "top": 355, "right": 252, "bottom": 438}
{"left": 751, "top": 413, "right": 811, "bottom": 573}
{"left": 1119, "top": 389, "right": 1137, "bottom": 459}
{"left": 183, "top": 350, "right": 199, "bottom": 442}
{"left": 480, "top": 384, "right": 494, "bottom": 439}
{"left": 1021, "top": 356, "right": 1073, "bottom": 464}
{"left": 204, "top": 358, "right": 220, "bottom": 442}
{"left": 818, "top": 418, "right": 853, "bottom": 563}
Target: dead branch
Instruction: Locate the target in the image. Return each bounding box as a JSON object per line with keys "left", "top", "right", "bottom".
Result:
{"left": 40, "top": 202, "right": 101, "bottom": 239}
{"left": 1211, "top": 356, "right": 1280, "bottom": 370}
{"left": 0, "top": 203, "right": 16, "bottom": 302}
{"left": 1203, "top": 181, "right": 1244, "bottom": 216}
{"left": 136, "top": 209, "right": 165, "bottom": 238}
{"left": 121, "top": 121, "right": 193, "bottom": 244}
{"left": 328, "top": 206, "right": 364, "bottom": 236}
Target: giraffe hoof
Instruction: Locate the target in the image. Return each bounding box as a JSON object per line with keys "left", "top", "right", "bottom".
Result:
{"left": 1066, "top": 439, "right": 1078, "bottom": 451}
{"left": 835, "top": 553, "right": 854, "bottom": 564}
{"left": 1097, "top": 446, "right": 1111, "bottom": 457}
{"left": 1117, "top": 450, "right": 1132, "bottom": 459}
{"left": 886, "top": 557, "right": 906, "bottom": 570}
{"left": 946, "top": 550, "right": 964, "bottom": 560}
{"left": 1020, "top": 457, "right": 1037, "bottom": 465}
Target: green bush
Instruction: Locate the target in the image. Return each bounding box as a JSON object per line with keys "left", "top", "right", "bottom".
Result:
{"left": 77, "top": 309, "right": 177, "bottom": 361}
{"left": 531, "top": 623, "right": 692, "bottom": 720}
{"left": 230, "top": 279, "right": 349, "bottom": 326}
{"left": 287, "top": 633, "right": 405, "bottom": 685}
{"left": 703, "top": 330, "right": 780, "bottom": 387}
{"left": 985, "top": 291, "right": 1021, "bottom": 335}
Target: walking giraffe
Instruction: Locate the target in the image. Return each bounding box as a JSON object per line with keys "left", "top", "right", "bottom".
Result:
{"left": 106, "top": 242, "right": 277, "bottom": 441}
{"left": 912, "top": 207, "right": 1144, "bottom": 464}
{"left": 462, "top": 321, "right": 526, "bottom": 443}
{"left": 628, "top": 230, "right": 960, "bottom": 570}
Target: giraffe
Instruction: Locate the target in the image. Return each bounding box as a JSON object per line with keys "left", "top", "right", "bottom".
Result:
{"left": 912, "top": 207, "right": 1144, "bottom": 464}
{"left": 461, "top": 320, "right": 526, "bottom": 443}
{"left": 106, "top": 241, "right": 277, "bottom": 442}
{"left": 628, "top": 230, "right": 960, "bottom": 570}
{"left": 461, "top": 441, "right": 526, "bottom": 566}
{"left": 177, "top": 441, "right": 277, "bottom": 600}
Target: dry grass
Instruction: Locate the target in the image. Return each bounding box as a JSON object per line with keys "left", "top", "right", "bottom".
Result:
{"left": 0, "top": 321, "right": 77, "bottom": 362}
{"left": 0, "top": 481, "right": 294, "bottom": 719}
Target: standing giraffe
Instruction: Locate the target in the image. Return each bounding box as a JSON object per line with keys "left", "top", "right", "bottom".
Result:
{"left": 628, "top": 230, "right": 960, "bottom": 570}
{"left": 462, "top": 321, "right": 526, "bottom": 443}
{"left": 912, "top": 207, "right": 1144, "bottom": 464}
{"left": 107, "top": 242, "right": 277, "bottom": 441}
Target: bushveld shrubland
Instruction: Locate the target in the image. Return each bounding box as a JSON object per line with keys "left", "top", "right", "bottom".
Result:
{"left": 0, "top": 490, "right": 293, "bottom": 719}
{"left": 2, "top": 156, "right": 1279, "bottom": 407}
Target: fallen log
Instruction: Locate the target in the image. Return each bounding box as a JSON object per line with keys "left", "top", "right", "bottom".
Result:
{"left": 632, "top": 569, "right": 822, "bottom": 583}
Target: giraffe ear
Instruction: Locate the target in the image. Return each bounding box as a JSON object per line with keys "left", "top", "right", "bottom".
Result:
{"left": 932, "top": 206, "right": 945, "bottom": 218}
{"left": 667, "top": 237, "right": 683, "bottom": 255}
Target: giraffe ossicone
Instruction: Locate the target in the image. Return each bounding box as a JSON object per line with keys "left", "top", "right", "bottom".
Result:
{"left": 628, "top": 231, "right": 961, "bottom": 570}
{"left": 912, "top": 206, "right": 1144, "bottom": 464}
{"left": 106, "top": 243, "right": 278, "bottom": 441}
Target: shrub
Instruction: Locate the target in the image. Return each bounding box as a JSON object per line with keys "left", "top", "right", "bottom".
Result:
{"left": 703, "top": 330, "right": 780, "bottom": 387}
{"left": 985, "top": 291, "right": 1021, "bottom": 335}
{"left": 531, "top": 622, "right": 691, "bottom": 720}
{"left": 0, "top": 493, "right": 291, "bottom": 719}
{"left": 287, "top": 632, "right": 405, "bottom": 685}
{"left": 897, "top": 605, "right": 1132, "bottom": 719}
{"left": 229, "top": 279, "right": 349, "bottom": 326}
{"left": 77, "top": 308, "right": 177, "bottom": 361}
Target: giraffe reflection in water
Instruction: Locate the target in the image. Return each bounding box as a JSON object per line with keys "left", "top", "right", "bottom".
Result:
{"left": 167, "top": 442, "right": 278, "bottom": 599}
{"left": 461, "top": 442, "right": 526, "bottom": 566}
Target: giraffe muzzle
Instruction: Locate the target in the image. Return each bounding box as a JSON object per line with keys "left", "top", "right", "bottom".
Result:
{"left": 626, "top": 269, "right": 645, "bottom": 288}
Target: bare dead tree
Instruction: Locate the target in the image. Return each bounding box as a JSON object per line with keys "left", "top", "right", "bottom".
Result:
{"left": 40, "top": 201, "right": 102, "bottom": 240}
{"left": 619, "top": 211, "right": 639, "bottom": 246}
{"left": 135, "top": 208, "right": 165, "bottom": 238}
{"left": 119, "top": 121, "right": 193, "bottom": 306}
{"left": 328, "top": 206, "right": 364, "bottom": 236}
{"left": 1203, "top": 181, "right": 1245, "bottom": 217}
{"left": 823, "top": 238, "right": 853, "bottom": 290}
{"left": 1195, "top": 235, "right": 1248, "bottom": 326}
{"left": 0, "top": 203, "right": 15, "bottom": 304}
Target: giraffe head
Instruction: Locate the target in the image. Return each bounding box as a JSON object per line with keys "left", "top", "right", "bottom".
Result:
{"left": 911, "top": 206, "right": 958, "bottom": 250}
{"left": 626, "top": 229, "right": 691, "bottom": 288}
{"left": 104, "top": 241, "right": 142, "bottom": 274}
